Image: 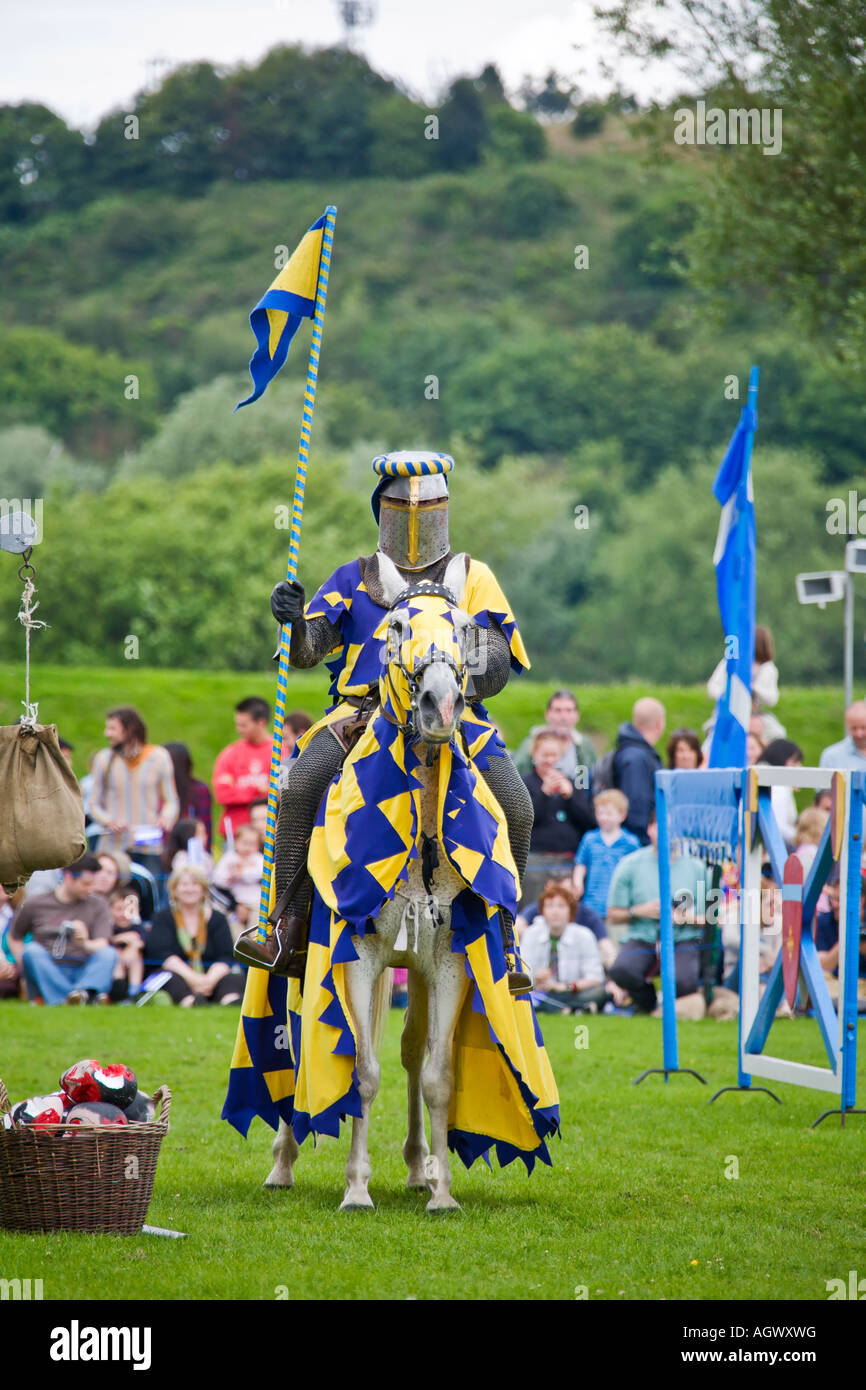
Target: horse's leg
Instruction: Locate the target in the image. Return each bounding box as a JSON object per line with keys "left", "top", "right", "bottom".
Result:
{"left": 340, "top": 947, "right": 381, "bottom": 1211}
{"left": 264, "top": 1119, "right": 299, "bottom": 1189}
{"left": 401, "top": 970, "right": 429, "bottom": 1189}
{"left": 422, "top": 952, "right": 468, "bottom": 1214}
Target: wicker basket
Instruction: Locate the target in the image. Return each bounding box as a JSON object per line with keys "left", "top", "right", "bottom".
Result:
{"left": 0, "top": 1078, "right": 171, "bottom": 1235}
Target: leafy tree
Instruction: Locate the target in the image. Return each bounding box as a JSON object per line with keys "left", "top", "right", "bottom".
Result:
{"left": 520, "top": 72, "right": 576, "bottom": 121}
{"left": 0, "top": 328, "right": 157, "bottom": 457}
{"left": 0, "top": 103, "right": 88, "bottom": 222}
{"left": 436, "top": 79, "right": 489, "bottom": 170}
{"left": 597, "top": 0, "right": 866, "bottom": 372}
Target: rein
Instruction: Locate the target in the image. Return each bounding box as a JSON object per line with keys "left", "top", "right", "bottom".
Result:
{"left": 383, "top": 581, "right": 468, "bottom": 742}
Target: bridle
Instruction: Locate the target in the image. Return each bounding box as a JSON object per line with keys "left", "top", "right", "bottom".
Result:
{"left": 381, "top": 580, "right": 468, "bottom": 741}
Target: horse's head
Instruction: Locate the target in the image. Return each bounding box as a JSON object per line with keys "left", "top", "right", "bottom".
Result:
{"left": 376, "top": 551, "right": 475, "bottom": 746}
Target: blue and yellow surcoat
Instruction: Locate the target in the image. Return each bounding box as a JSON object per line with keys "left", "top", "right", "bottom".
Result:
{"left": 296, "top": 554, "right": 529, "bottom": 766}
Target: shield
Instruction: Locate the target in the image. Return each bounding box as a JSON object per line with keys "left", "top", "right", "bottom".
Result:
{"left": 781, "top": 853, "right": 803, "bottom": 1010}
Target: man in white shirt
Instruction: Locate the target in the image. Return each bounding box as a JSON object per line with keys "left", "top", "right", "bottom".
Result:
{"left": 819, "top": 701, "right": 866, "bottom": 771}
{"left": 519, "top": 881, "right": 611, "bottom": 1013}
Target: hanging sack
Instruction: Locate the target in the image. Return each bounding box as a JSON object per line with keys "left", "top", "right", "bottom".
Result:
{"left": 0, "top": 722, "right": 86, "bottom": 891}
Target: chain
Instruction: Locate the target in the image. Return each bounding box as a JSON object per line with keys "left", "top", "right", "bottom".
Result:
{"left": 16, "top": 548, "right": 46, "bottom": 728}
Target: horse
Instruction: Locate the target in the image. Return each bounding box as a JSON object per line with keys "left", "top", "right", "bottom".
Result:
{"left": 264, "top": 550, "right": 510, "bottom": 1213}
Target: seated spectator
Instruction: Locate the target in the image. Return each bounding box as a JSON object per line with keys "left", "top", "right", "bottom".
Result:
{"left": 165, "top": 742, "right": 213, "bottom": 851}
{"left": 666, "top": 729, "right": 702, "bottom": 770}
{"left": 521, "top": 729, "right": 595, "bottom": 906}
{"left": 746, "top": 731, "right": 765, "bottom": 765}
{"left": 146, "top": 866, "right": 244, "bottom": 1006}
{"left": 760, "top": 739, "right": 804, "bottom": 849}
{"left": 517, "top": 875, "right": 615, "bottom": 967}
{"left": 248, "top": 798, "right": 270, "bottom": 852}
{"left": 282, "top": 710, "right": 314, "bottom": 764}
{"left": 212, "top": 823, "right": 265, "bottom": 939}
{"left": 92, "top": 849, "right": 134, "bottom": 898}
{"left": 6, "top": 854, "right": 117, "bottom": 1005}
{"left": 163, "top": 817, "right": 214, "bottom": 877}
{"left": 814, "top": 788, "right": 833, "bottom": 814}
{"left": 573, "top": 789, "right": 640, "bottom": 927}
{"left": 107, "top": 884, "right": 146, "bottom": 999}
{"left": 815, "top": 874, "right": 866, "bottom": 1001}
{"left": 520, "top": 882, "right": 611, "bottom": 1014}
{"left": 819, "top": 701, "right": 866, "bottom": 771}
{"left": 793, "top": 806, "right": 829, "bottom": 873}
{"left": 514, "top": 689, "right": 596, "bottom": 784}
{"left": 0, "top": 886, "right": 24, "bottom": 999}
{"left": 606, "top": 812, "right": 707, "bottom": 1013}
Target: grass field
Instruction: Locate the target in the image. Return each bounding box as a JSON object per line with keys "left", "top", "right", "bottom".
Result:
{"left": 0, "top": 661, "right": 851, "bottom": 791}
{"left": 1, "top": 1005, "right": 864, "bottom": 1302}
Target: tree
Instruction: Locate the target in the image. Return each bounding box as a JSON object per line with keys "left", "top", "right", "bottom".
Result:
{"left": 436, "top": 79, "right": 490, "bottom": 170}
{"left": 520, "top": 71, "right": 576, "bottom": 120}
{"left": 0, "top": 103, "right": 88, "bottom": 222}
{"left": 596, "top": 0, "right": 866, "bottom": 372}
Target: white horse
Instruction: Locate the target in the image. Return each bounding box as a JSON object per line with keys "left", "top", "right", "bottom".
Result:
{"left": 266, "top": 551, "right": 493, "bottom": 1213}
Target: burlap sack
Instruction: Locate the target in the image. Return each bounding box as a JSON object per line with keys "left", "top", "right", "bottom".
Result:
{"left": 0, "top": 723, "right": 86, "bottom": 890}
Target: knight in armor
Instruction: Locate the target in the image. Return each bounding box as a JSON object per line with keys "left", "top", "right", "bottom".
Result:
{"left": 234, "top": 451, "right": 533, "bottom": 991}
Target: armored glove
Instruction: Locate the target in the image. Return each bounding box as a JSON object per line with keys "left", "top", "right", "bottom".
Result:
{"left": 271, "top": 580, "right": 305, "bottom": 626}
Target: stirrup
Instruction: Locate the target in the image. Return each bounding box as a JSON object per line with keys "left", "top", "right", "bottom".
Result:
{"left": 234, "top": 918, "right": 306, "bottom": 978}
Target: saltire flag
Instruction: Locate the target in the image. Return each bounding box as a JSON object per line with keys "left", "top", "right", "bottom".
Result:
{"left": 234, "top": 211, "right": 327, "bottom": 410}
{"left": 708, "top": 366, "right": 758, "bottom": 769}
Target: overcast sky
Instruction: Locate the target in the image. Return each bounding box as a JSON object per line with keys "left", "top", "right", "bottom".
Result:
{"left": 2, "top": 0, "right": 682, "bottom": 128}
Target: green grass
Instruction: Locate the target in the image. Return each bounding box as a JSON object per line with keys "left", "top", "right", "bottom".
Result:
{"left": 0, "top": 661, "right": 850, "bottom": 791}
{"left": 1, "top": 1006, "right": 864, "bottom": 1301}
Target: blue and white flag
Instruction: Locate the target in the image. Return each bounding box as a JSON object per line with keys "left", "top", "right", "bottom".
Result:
{"left": 708, "top": 366, "right": 758, "bottom": 769}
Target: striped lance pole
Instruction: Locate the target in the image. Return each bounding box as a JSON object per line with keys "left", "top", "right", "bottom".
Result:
{"left": 255, "top": 204, "right": 337, "bottom": 941}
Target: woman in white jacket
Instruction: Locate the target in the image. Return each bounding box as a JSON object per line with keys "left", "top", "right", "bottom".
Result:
{"left": 706, "top": 625, "right": 786, "bottom": 745}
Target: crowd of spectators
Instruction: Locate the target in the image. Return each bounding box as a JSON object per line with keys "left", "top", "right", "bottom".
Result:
{"left": 1, "top": 698, "right": 312, "bottom": 1007}
{"left": 5, "top": 622, "right": 866, "bottom": 1019}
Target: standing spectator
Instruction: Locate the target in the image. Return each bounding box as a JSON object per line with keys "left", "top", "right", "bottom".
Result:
{"left": 666, "top": 729, "right": 702, "bottom": 770}
{"left": 147, "top": 867, "right": 244, "bottom": 1006}
{"left": 819, "top": 701, "right": 866, "bottom": 772}
{"left": 521, "top": 729, "right": 595, "bottom": 905}
{"left": 573, "top": 789, "right": 640, "bottom": 924}
{"left": 6, "top": 855, "right": 117, "bottom": 1006}
{"left": 707, "top": 625, "right": 785, "bottom": 743}
{"left": 761, "top": 738, "right": 804, "bottom": 849}
{"left": 611, "top": 697, "right": 666, "bottom": 845}
{"left": 213, "top": 697, "right": 274, "bottom": 838}
{"left": 520, "top": 882, "right": 610, "bottom": 1014}
{"left": 89, "top": 708, "right": 179, "bottom": 895}
{"left": 212, "top": 823, "right": 265, "bottom": 939}
{"left": 514, "top": 689, "right": 596, "bottom": 783}
{"left": 164, "top": 743, "right": 213, "bottom": 851}
{"left": 606, "top": 812, "right": 708, "bottom": 1013}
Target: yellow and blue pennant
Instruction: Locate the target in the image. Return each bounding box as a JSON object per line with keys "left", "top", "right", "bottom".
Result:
{"left": 235, "top": 210, "right": 330, "bottom": 410}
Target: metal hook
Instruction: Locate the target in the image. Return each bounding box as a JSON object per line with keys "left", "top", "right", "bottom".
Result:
{"left": 17, "top": 548, "right": 36, "bottom": 582}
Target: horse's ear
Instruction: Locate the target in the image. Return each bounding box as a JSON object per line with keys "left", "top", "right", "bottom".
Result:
{"left": 375, "top": 550, "right": 406, "bottom": 607}
{"left": 442, "top": 552, "right": 468, "bottom": 605}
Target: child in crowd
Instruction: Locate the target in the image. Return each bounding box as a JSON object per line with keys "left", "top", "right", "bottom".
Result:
{"left": 793, "top": 806, "right": 829, "bottom": 872}
{"left": 213, "top": 823, "right": 265, "bottom": 940}
{"left": 519, "top": 881, "right": 613, "bottom": 1014}
{"left": 108, "top": 883, "right": 146, "bottom": 998}
{"left": 573, "top": 789, "right": 640, "bottom": 933}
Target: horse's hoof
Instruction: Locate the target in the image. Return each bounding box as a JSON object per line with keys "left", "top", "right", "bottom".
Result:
{"left": 425, "top": 1197, "right": 461, "bottom": 1215}
{"left": 340, "top": 1191, "right": 375, "bottom": 1212}
{"left": 264, "top": 1172, "right": 294, "bottom": 1189}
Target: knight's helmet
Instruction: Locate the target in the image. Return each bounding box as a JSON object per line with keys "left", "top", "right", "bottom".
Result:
{"left": 371, "top": 451, "right": 453, "bottom": 572}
